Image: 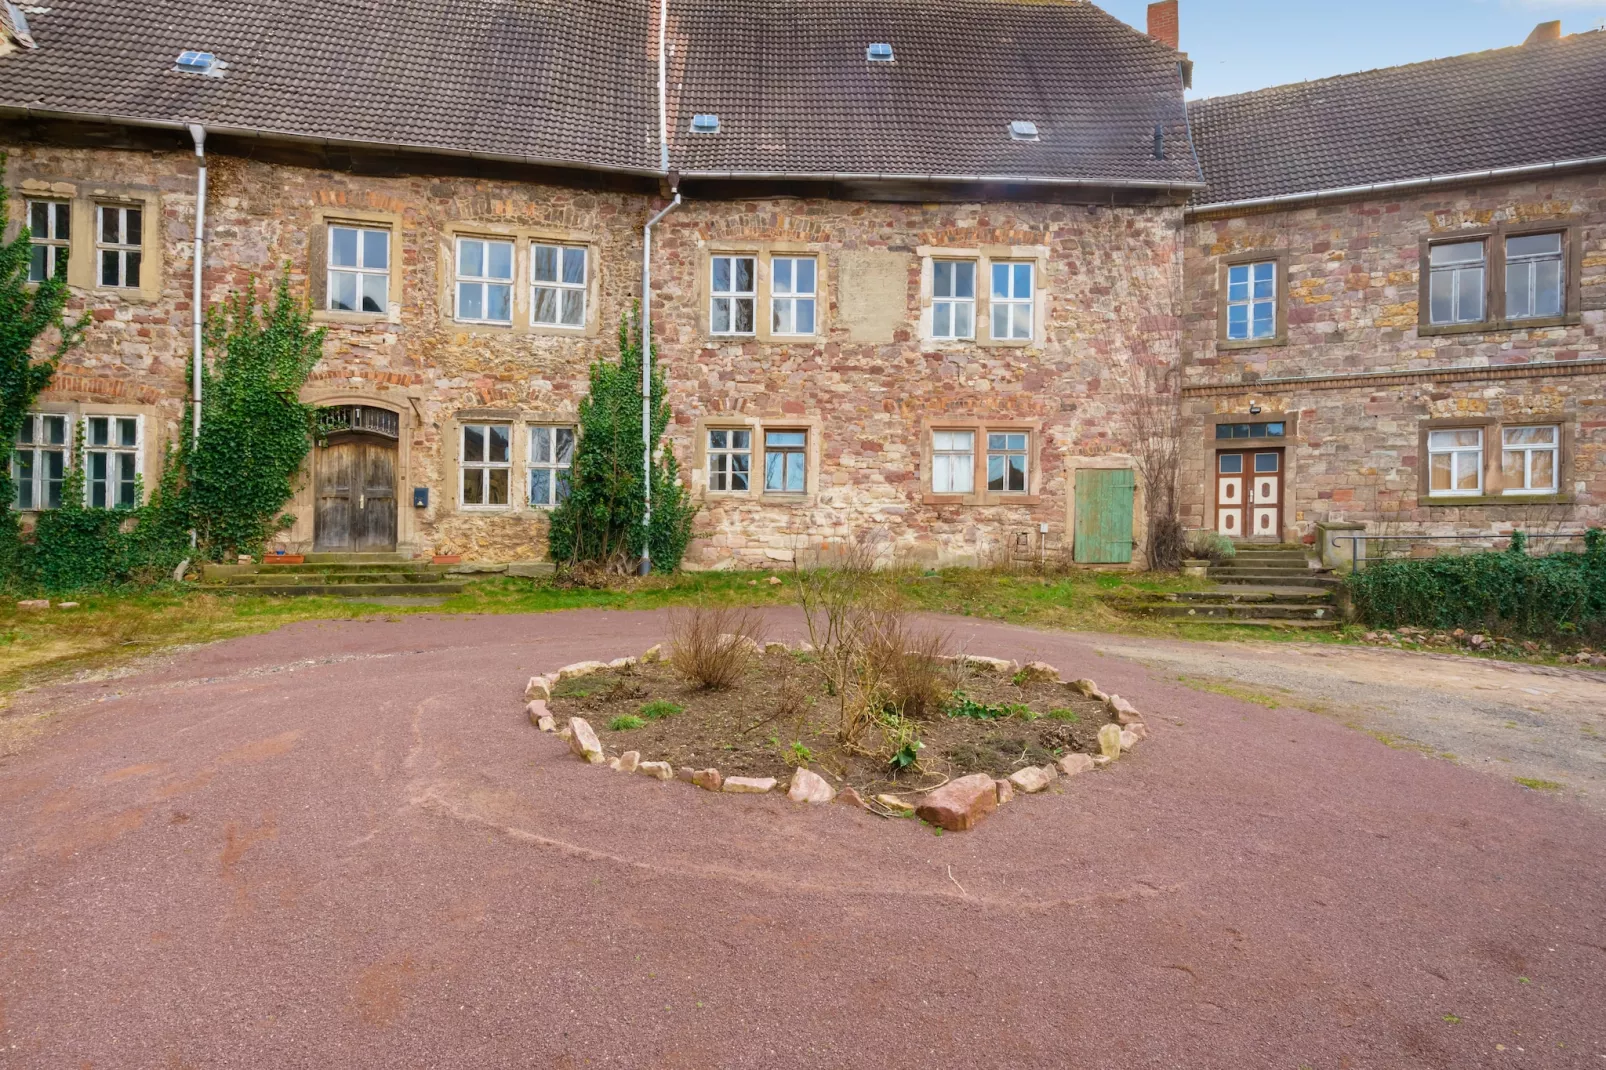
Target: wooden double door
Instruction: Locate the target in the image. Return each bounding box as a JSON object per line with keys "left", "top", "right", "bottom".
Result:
{"left": 1215, "top": 448, "right": 1283, "bottom": 541}
{"left": 314, "top": 436, "right": 397, "bottom": 552}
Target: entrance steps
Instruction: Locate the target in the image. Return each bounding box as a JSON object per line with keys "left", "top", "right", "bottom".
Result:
{"left": 202, "top": 555, "right": 468, "bottom": 600}
{"left": 1108, "top": 544, "right": 1344, "bottom": 629}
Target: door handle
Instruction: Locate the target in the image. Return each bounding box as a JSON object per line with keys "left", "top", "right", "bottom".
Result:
{"left": 359, "top": 494, "right": 365, "bottom": 510}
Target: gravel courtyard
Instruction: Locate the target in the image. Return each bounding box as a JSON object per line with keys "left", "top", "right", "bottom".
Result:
{"left": 1, "top": 609, "right": 1603, "bottom": 1068}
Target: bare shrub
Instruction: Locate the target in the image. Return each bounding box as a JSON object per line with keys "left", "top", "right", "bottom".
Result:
{"left": 861, "top": 608, "right": 953, "bottom": 720}
{"left": 666, "top": 604, "right": 764, "bottom": 690}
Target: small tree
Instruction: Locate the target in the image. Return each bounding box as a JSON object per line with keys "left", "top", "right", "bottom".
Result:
{"left": 0, "top": 158, "right": 86, "bottom": 583}
{"left": 547, "top": 308, "right": 697, "bottom": 572}
{"left": 184, "top": 272, "right": 324, "bottom": 560}
{"left": 1119, "top": 359, "right": 1184, "bottom": 571}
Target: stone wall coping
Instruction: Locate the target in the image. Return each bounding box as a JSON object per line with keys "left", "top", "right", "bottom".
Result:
{"left": 1182, "top": 357, "right": 1606, "bottom": 398}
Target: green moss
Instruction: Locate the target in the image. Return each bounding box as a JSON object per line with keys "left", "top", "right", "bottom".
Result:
{"left": 608, "top": 714, "right": 645, "bottom": 731}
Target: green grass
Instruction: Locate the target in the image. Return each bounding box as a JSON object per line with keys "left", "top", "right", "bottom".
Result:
{"left": 1046, "top": 708, "right": 1080, "bottom": 722}
{"left": 608, "top": 714, "right": 646, "bottom": 731}
{"left": 638, "top": 698, "right": 683, "bottom": 721}
{"left": 1514, "top": 777, "right": 1564, "bottom": 792}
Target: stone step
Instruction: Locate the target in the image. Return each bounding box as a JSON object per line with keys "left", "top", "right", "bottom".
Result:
{"left": 225, "top": 571, "right": 453, "bottom": 586}
{"left": 1221, "top": 553, "right": 1309, "bottom": 566}
{"left": 1199, "top": 618, "right": 1340, "bottom": 631}
{"left": 220, "top": 582, "right": 470, "bottom": 598}
{"left": 1170, "top": 587, "right": 1333, "bottom": 604}
{"left": 1208, "top": 571, "right": 1341, "bottom": 588}
{"left": 1151, "top": 601, "right": 1337, "bottom": 621}
{"left": 257, "top": 561, "right": 448, "bottom": 575}
{"left": 299, "top": 552, "right": 413, "bottom": 564}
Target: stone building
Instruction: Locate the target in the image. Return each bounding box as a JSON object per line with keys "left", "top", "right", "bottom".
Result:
{"left": 2, "top": 0, "right": 1603, "bottom": 570}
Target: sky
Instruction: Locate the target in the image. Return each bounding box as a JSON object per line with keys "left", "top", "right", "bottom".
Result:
{"left": 1094, "top": 0, "right": 1606, "bottom": 98}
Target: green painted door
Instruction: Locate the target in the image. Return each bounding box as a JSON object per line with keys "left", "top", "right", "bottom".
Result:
{"left": 1074, "top": 468, "right": 1135, "bottom": 564}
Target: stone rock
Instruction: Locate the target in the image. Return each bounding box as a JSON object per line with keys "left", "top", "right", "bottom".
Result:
{"left": 556, "top": 725, "right": 574, "bottom": 742}
{"left": 718, "top": 633, "right": 764, "bottom": 655}
{"left": 692, "top": 768, "right": 723, "bottom": 792}
{"left": 1106, "top": 695, "right": 1143, "bottom": 724}
{"left": 1058, "top": 753, "right": 1096, "bottom": 777}
{"left": 16, "top": 600, "right": 48, "bottom": 610}
{"left": 676, "top": 766, "right": 697, "bottom": 784}
{"left": 567, "top": 718, "right": 605, "bottom": 763}
{"left": 787, "top": 767, "right": 836, "bottom": 804}
{"left": 557, "top": 660, "right": 609, "bottom": 682}
{"left": 764, "top": 641, "right": 790, "bottom": 654}
{"left": 1123, "top": 721, "right": 1150, "bottom": 742}
{"left": 1068, "top": 678, "right": 1101, "bottom": 697}
{"left": 1017, "top": 661, "right": 1060, "bottom": 683}
{"left": 723, "top": 776, "right": 777, "bottom": 794}
{"left": 994, "top": 778, "right": 1015, "bottom": 805}
{"left": 1098, "top": 723, "right": 1124, "bottom": 761}
{"left": 874, "top": 793, "right": 914, "bottom": 813}
{"left": 1091, "top": 754, "right": 1113, "bottom": 767}
{"left": 56, "top": 601, "right": 79, "bottom": 609}
{"left": 506, "top": 561, "right": 557, "bottom": 578}
{"left": 525, "top": 699, "right": 548, "bottom": 725}
{"left": 767, "top": 575, "right": 784, "bottom": 585}
{"left": 835, "top": 786, "right": 870, "bottom": 810}
{"left": 641, "top": 643, "right": 664, "bottom": 663}
{"left": 639, "top": 760, "right": 674, "bottom": 780}
{"left": 1007, "top": 766, "right": 1054, "bottom": 794}
{"left": 606, "top": 757, "right": 621, "bottom": 770}
{"left": 607, "top": 656, "right": 637, "bottom": 670}
{"left": 536, "top": 716, "right": 556, "bottom": 733}
{"left": 961, "top": 655, "right": 1014, "bottom": 674}
{"left": 447, "top": 561, "right": 507, "bottom": 574}
{"left": 524, "top": 676, "right": 552, "bottom": 702}
{"left": 615, "top": 750, "right": 640, "bottom": 773}
{"left": 1119, "top": 728, "right": 1141, "bottom": 752}
{"left": 915, "top": 773, "right": 999, "bottom": 831}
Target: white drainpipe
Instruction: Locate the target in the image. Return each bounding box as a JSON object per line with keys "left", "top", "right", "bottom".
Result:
{"left": 640, "top": 0, "right": 678, "bottom": 575}
{"left": 188, "top": 123, "right": 206, "bottom": 445}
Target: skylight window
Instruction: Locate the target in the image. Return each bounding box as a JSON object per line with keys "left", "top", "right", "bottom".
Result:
{"left": 866, "top": 42, "right": 894, "bottom": 62}
{"left": 173, "top": 50, "right": 224, "bottom": 77}
{"left": 690, "top": 114, "right": 720, "bottom": 134}
{"left": 1008, "top": 120, "right": 1039, "bottom": 141}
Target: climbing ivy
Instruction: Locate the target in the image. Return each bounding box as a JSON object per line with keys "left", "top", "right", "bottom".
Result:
{"left": 546, "top": 308, "right": 697, "bottom": 572}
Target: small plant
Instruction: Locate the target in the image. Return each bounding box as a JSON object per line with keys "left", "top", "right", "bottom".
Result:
{"left": 609, "top": 714, "right": 645, "bottom": 731}
{"left": 667, "top": 603, "right": 764, "bottom": 690}
{"left": 889, "top": 738, "right": 922, "bottom": 771}
{"left": 1184, "top": 529, "right": 1236, "bottom": 563}
{"left": 1046, "top": 707, "right": 1080, "bottom": 723}
{"left": 945, "top": 691, "right": 1031, "bottom": 721}
{"left": 788, "top": 741, "right": 815, "bottom": 765}
{"left": 638, "top": 698, "right": 683, "bottom": 721}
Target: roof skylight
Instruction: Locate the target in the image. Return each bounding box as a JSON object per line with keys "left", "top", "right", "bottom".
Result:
{"left": 1008, "top": 120, "right": 1039, "bottom": 141}
{"left": 866, "top": 42, "right": 894, "bottom": 62}
{"left": 690, "top": 114, "right": 721, "bottom": 134}
{"left": 173, "top": 50, "right": 225, "bottom": 77}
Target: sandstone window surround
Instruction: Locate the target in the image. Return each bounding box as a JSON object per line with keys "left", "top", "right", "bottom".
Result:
{"left": 11, "top": 412, "right": 70, "bottom": 510}
{"left": 921, "top": 419, "right": 1043, "bottom": 506}
{"left": 698, "top": 243, "right": 830, "bottom": 343}
{"left": 917, "top": 245, "right": 1049, "bottom": 349}
{"left": 1214, "top": 251, "right": 1288, "bottom": 351}
{"left": 25, "top": 198, "right": 70, "bottom": 282}
{"left": 308, "top": 209, "right": 405, "bottom": 325}
{"left": 434, "top": 224, "right": 603, "bottom": 337}
{"left": 526, "top": 424, "right": 576, "bottom": 507}
{"left": 9, "top": 178, "right": 163, "bottom": 302}
{"left": 1417, "top": 223, "right": 1582, "bottom": 337}
{"left": 692, "top": 415, "right": 821, "bottom": 502}
{"left": 1415, "top": 415, "right": 1576, "bottom": 506}
{"left": 9, "top": 403, "right": 160, "bottom": 511}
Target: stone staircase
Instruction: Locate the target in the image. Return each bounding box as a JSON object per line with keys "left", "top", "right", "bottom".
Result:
{"left": 1109, "top": 545, "right": 1344, "bottom": 629}
{"left": 202, "top": 553, "right": 469, "bottom": 600}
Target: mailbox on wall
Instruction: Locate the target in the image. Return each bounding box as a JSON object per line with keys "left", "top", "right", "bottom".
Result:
{"left": 413, "top": 487, "right": 428, "bottom": 509}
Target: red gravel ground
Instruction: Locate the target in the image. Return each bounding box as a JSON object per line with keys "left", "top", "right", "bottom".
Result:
{"left": 1, "top": 608, "right": 1603, "bottom": 1068}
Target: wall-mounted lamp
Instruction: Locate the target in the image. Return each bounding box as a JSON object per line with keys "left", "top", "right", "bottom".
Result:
{"left": 1248, "top": 402, "right": 1262, "bottom": 415}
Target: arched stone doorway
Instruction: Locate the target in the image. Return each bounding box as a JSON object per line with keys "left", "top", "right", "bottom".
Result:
{"left": 313, "top": 404, "right": 399, "bottom": 552}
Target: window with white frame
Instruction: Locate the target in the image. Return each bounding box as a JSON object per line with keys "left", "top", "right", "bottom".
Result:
{"left": 1501, "top": 425, "right": 1559, "bottom": 494}
{"left": 1504, "top": 234, "right": 1564, "bottom": 321}
{"left": 986, "top": 432, "right": 1029, "bottom": 493}
{"left": 990, "top": 261, "right": 1034, "bottom": 340}
{"left": 460, "top": 423, "right": 511, "bottom": 506}
{"left": 770, "top": 256, "right": 816, "bottom": 335}
{"left": 932, "top": 261, "right": 975, "bottom": 340}
{"left": 455, "top": 238, "right": 514, "bottom": 324}
{"left": 764, "top": 430, "right": 807, "bottom": 493}
{"left": 11, "top": 413, "right": 69, "bottom": 510}
{"left": 1427, "top": 240, "right": 1485, "bottom": 325}
{"left": 1226, "top": 260, "right": 1276, "bottom": 340}
{"left": 931, "top": 430, "right": 975, "bottom": 494}
{"left": 710, "top": 255, "right": 756, "bottom": 335}
{"left": 84, "top": 415, "right": 140, "bottom": 509}
{"left": 527, "top": 425, "right": 575, "bottom": 506}
{"left": 1427, "top": 428, "right": 1483, "bottom": 496}
{"left": 532, "top": 244, "right": 587, "bottom": 328}
{"left": 96, "top": 205, "right": 142, "bottom": 289}
{"left": 26, "top": 200, "right": 70, "bottom": 283}
{"left": 707, "top": 429, "right": 751, "bottom": 491}
{"left": 327, "top": 225, "right": 390, "bottom": 313}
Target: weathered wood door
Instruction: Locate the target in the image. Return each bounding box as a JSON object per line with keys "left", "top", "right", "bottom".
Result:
{"left": 1216, "top": 448, "right": 1282, "bottom": 541}
{"left": 314, "top": 439, "right": 397, "bottom": 552}
{"left": 1073, "top": 468, "right": 1135, "bottom": 564}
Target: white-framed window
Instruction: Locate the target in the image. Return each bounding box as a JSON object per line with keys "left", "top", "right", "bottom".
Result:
{"left": 11, "top": 413, "right": 69, "bottom": 510}
{"left": 455, "top": 237, "right": 514, "bottom": 324}
{"left": 327, "top": 225, "right": 390, "bottom": 313}
{"left": 986, "top": 432, "right": 1029, "bottom": 493}
{"left": 770, "top": 256, "right": 816, "bottom": 336}
{"left": 1501, "top": 425, "right": 1559, "bottom": 494}
{"left": 989, "top": 261, "right": 1034, "bottom": 340}
{"left": 460, "top": 423, "right": 511, "bottom": 506}
{"left": 83, "top": 415, "right": 140, "bottom": 509}
{"left": 532, "top": 243, "right": 587, "bottom": 328}
{"left": 527, "top": 425, "right": 575, "bottom": 507}
{"left": 710, "top": 255, "right": 756, "bottom": 335}
{"left": 1427, "top": 428, "right": 1483, "bottom": 496}
{"left": 96, "top": 205, "right": 143, "bottom": 289}
{"left": 1505, "top": 234, "right": 1563, "bottom": 321}
{"left": 1428, "top": 240, "right": 1485, "bottom": 325}
{"left": 932, "top": 260, "right": 976, "bottom": 340}
{"left": 707, "top": 429, "right": 751, "bottom": 492}
{"left": 931, "top": 430, "right": 975, "bottom": 494}
{"left": 26, "top": 200, "right": 71, "bottom": 283}
{"left": 763, "top": 430, "right": 807, "bottom": 493}
{"left": 1226, "top": 261, "right": 1277, "bottom": 340}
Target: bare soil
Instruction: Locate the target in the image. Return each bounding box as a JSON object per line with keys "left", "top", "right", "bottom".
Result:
{"left": 548, "top": 651, "right": 1111, "bottom": 796}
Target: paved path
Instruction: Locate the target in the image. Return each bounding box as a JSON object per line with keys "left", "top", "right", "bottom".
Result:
{"left": 1, "top": 610, "right": 1604, "bottom": 1068}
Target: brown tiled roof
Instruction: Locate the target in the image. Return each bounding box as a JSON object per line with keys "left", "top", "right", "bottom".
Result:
{"left": 1187, "top": 30, "right": 1606, "bottom": 208}
{"left": 667, "top": 0, "right": 1202, "bottom": 187}
{"left": 0, "top": 0, "right": 661, "bottom": 173}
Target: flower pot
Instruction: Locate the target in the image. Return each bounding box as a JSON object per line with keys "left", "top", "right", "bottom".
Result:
{"left": 432, "top": 554, "right": 462, "bottom": 565}
{"left": 265, "top": 554, "right": 305, "bottom": 565}
{"left": 1181, "top": 559, "right": 1210, "bottom": 578}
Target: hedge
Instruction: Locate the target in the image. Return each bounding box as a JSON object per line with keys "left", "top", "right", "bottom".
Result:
{"left": 1345, "top": 529, "right": 1606, "bottom": 639}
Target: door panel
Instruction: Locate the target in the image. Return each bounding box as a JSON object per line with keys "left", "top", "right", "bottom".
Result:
{"left": 1073, "top": 468, "right": 1135, "bottom": 564}
{"left": 358, "top": 445, "right": 397, "bottom": 552}
{"left": 1216, "top": 448, "right": 1284, "bottom": 542}
{"left": 315, "top": 438, "right": 397, "bottom": 552}
{"left": 1250, "top": 451, "right": 1282, "bottom": 540}
{"left": 1215, "top": 453, "right": 1246, "bottom": 537}
{"left": 314, "top": 442, "right": 357, "bottom": 552}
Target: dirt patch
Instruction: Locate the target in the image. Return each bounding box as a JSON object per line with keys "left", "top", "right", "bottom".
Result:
{"left": 547, "top": 652, "right": 1111, "bottom": 797}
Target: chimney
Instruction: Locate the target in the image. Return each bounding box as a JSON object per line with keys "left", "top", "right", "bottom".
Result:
{"left": 1147, "top": 0, "right": 1179, "bottom": 51}
{"left": 1525, "top": 20, "right": 1561, "bottom": 45}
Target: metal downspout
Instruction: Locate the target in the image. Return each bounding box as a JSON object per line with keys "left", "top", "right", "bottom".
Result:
{"left": 187, "top": 124, "right": 206, "bottom": 558}
{"left": 640, "top": 0, "right": 677, "bottom": 575}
